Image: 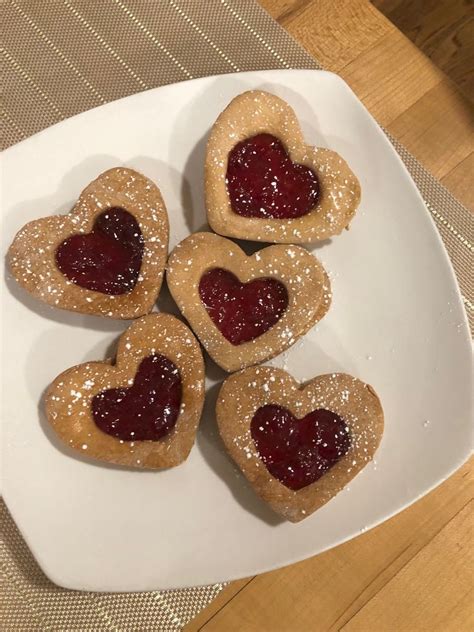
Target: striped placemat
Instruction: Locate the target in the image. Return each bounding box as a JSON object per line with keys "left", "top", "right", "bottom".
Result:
{"left": 1, "top": 1, "right": 472, "bottom": 630}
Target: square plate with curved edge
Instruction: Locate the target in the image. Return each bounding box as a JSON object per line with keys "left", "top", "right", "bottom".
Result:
{"left": 1, "top": 70, "right": 472, "bottom": 592}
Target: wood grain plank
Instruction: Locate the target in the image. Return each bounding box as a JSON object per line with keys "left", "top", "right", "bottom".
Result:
{"left": 257, "top": 0, "right": 313, "bottom": 23}
{"left": 262, "top": 0, "right": 451, "bottom": 131}
{"left": 372, "top": 0, "right": 474, "bottom": 102}
{"left": 193, "top": 460, "right": 473, "bottom": 632}
{"left": 342, "top": 500, "right": 474, "bottom": 631}
{"left": 183, "top": 579, "right": 254, "bottom": 632}
{"left": 388, "top": 78, "right": 474, "bottom": 180}
{"left": 340, "top": 30, "right": 444, "bottom": 126}
{"left": 441, "top": 14, "right": 474, "bottom": 102}
{"left": 260, "top": 0, "right": 393, "bottom": 72}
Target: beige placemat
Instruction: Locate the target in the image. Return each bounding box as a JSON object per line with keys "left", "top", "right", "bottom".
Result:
{"left": 1, "top": 1, "right": 473, "bottom": 630}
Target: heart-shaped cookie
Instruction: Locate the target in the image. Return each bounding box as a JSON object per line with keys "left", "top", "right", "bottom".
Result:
{"left": 45, "top": 313, "right": 205, "bottom": 469}
{"left": 216, "top": 367, "right": 384, "bottom": 522}
{"left": 8, "top": 167, "right": 169, "bottom": 319}
{"left": 166, "top": 232, "right": 331, "bottom": 372}
{"left": 206, "top": 90, "right": 360, "bottom": 243}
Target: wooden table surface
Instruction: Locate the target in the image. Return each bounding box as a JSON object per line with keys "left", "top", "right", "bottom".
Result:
{"left": 184, "top": 1, "right": 474, "bottom": 631}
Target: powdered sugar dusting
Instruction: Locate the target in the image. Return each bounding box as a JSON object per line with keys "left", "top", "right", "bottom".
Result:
{"left": 217, "top": 367, "right": 384, "bottom": 522}
{"left": 45, "top": 314, "right": 205, "bottom": 470}
{"left": 206, "top": 90, "right": 361, "bottom": 244}
{"left": 167, "top": 232, "right": 331, "bottom": 372}
{"left": 7, "top": 167, "right": 169, "bottom": 319}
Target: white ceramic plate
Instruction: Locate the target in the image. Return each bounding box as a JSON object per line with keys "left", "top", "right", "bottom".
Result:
{"left": 1, "top": 70, "right": 472, "bottom": 592}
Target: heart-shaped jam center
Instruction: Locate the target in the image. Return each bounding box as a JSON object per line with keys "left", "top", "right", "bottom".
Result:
{"left": 92, "top": 354, "right": 182, "bottom": 441}
{"left": 251, "top": 405, "right": 350, "bottom": 490}
{"left": 226, "top": 133, "right": 320, "bottom": 219}
{"left": 199, "top": 268, "right": 288, "bottom": 345}
{"left": 55, "top": 207, "right": 144, "bottom": 295}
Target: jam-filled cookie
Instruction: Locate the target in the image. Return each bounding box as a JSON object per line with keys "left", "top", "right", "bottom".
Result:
{"left": 167, "top": 232, "right": 331, "bottom": 372}
{"left": 8, "top": 167, "right": 169, "bottom": 319}
{"left": 206, "top": 90, "right": 360, "bottom": 243}
{"left": 45, "top": 313, "right": 205, "bottom": 469}
{"left": 216, "top": 367, "right": 383, "bottom": 522}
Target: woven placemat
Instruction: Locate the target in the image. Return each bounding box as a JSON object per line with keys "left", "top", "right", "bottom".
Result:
{"left": 1, "top": 1, "right": 472, "bottom": 630}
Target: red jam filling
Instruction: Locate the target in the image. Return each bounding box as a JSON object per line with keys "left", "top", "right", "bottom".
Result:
{"left": 199, "top": 268, "right": 288, "bottom": 345}
{"left": 251, "top": 405, "right": 351, "bottom": 490}
{"left": 55, "top": 207, "right": 144, "bottom": 295}
{"left": 226, "top": 133, "right": 320, "bottom": 219}
{"left": 92, "top": 354, "right": 182, "bottom": 441}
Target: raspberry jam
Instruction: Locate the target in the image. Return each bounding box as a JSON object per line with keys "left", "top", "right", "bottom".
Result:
{"left": 226, "top": 133, "right": 320, "bottom": 219}
{"left": 251, "top": 405, "right": 351, "bottom": 490}
{"left": 56, "top": 207, "right": 144, "bottom": 295}
{"left": 92, "top": 354, "right": 182, "bottom": 441}
{"left": 199, "top": 268, "right": 288, "bottom": 345}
